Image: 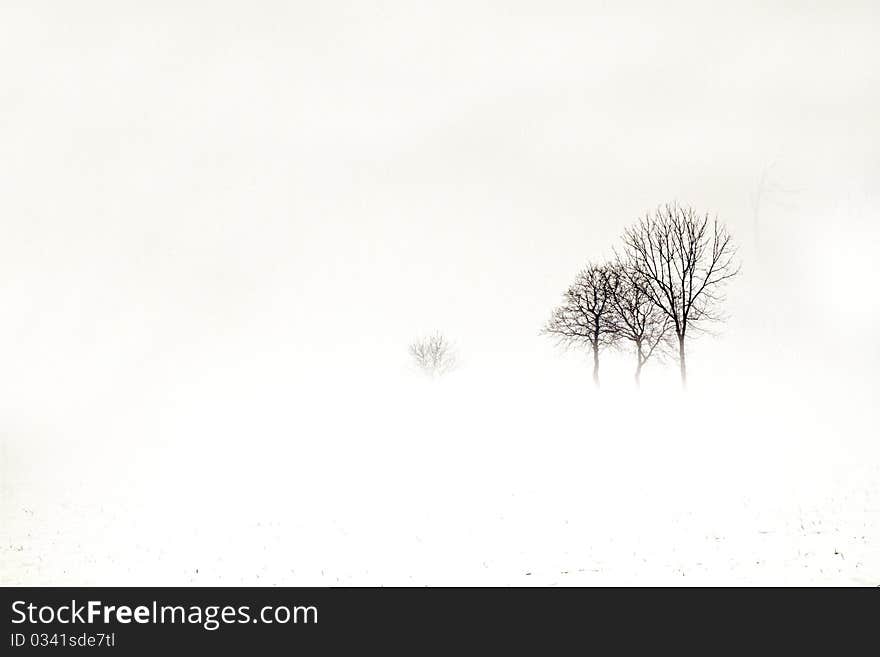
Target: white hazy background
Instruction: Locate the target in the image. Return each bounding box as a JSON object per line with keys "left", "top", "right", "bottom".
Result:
{"left": 1, "top": 0, "right": 879, "bottom": 585}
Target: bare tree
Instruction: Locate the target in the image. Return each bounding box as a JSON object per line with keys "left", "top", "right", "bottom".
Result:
{"left": 542, "top": 263, "right": 618, "bottom": 387}
{"left": 607, "top": 262, "right": 672, "bottom": 387}
{"left": 620, "top": 203, "right": 740, "bottom": 387}
{"left": 409, "top": 332, "right": 457, "bottom": 377}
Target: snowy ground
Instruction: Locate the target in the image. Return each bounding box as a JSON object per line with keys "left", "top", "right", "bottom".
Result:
{"left": 2, "top": 367, "right": 878, "bottom": 586}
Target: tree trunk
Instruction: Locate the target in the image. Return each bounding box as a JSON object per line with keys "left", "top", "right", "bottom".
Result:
{"left": 678, "top": 333, "right": 687, "bottom": 388}
{"left": 592, "top": 342, "right": 600, "bottom": 388}
{"left": 634, "top": 343, "right": 643, "bottom": 388}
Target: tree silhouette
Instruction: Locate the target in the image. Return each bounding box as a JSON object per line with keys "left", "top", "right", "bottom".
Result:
{"left": 542, "top": 263, "right": 618, "bottom": 387}
{"left": 620, "top": 203, "right": 739, "bottom": 387}
{"left": 607, "top": 262, "right": 672, "bottom": 387}
{"left": 409, "top": 332, "right": 457, "bottom": 377}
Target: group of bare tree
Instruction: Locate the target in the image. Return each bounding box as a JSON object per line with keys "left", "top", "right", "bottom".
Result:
{"left": 543, "top": 202, "right": 739, "bottom": 388}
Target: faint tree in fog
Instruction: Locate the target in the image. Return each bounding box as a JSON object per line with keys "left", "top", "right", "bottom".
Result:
{"left": 542, "top": 263, "right": 618, "bottom": 387}
{"left": 751, "top": 162, "right": 800, "bottom": 262}
{"left": 409, "top": 332, "right": 457, "bottom": 377}
{"left": 607, "top": 262, "right": 672, "bottom": 387}
{"left": 620, "top": 203, "right": 740, "bottom": 387}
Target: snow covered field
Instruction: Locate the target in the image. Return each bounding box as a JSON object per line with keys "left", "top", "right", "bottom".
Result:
{"left": 4, "top": 364, "right": 877, "bottom": 586}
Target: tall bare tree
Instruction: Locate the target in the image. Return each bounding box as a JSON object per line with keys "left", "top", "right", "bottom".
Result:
{"left": 542, "top": 263, "right": 618, "bottom": 387}
{"left": 607, "top": 262, "right": 672, "bottom": 387}
{"left": 620, "top": 203, "right": 739, "bottom": 387}
{"left": 409, "top": 332, "right": 457, "bottom": 377}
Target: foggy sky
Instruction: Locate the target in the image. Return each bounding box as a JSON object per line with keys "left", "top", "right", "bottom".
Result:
{"left": 1, "top": 1, "right": 878, "bottom": 428}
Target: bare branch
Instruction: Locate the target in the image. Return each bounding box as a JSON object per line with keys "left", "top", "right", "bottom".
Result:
{"left": 617, "top": 202, "right": 740, "bottom": 386}
{"left": 606, "top": 259, "right": 674, "bottom": 385}
{"left": 542, "top": 262, "right": 620, "bottom": 386}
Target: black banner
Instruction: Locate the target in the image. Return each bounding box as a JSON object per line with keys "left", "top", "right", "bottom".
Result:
{"left": 0, "top": 587, "right": 873, "bottom": 653}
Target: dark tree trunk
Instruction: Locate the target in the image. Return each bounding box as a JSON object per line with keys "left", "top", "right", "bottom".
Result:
{"left": 592, "top": 342, "right": 600, "bottom": 387}
{"left": 678, "top": 333, "right": 687, "bottom": 388}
